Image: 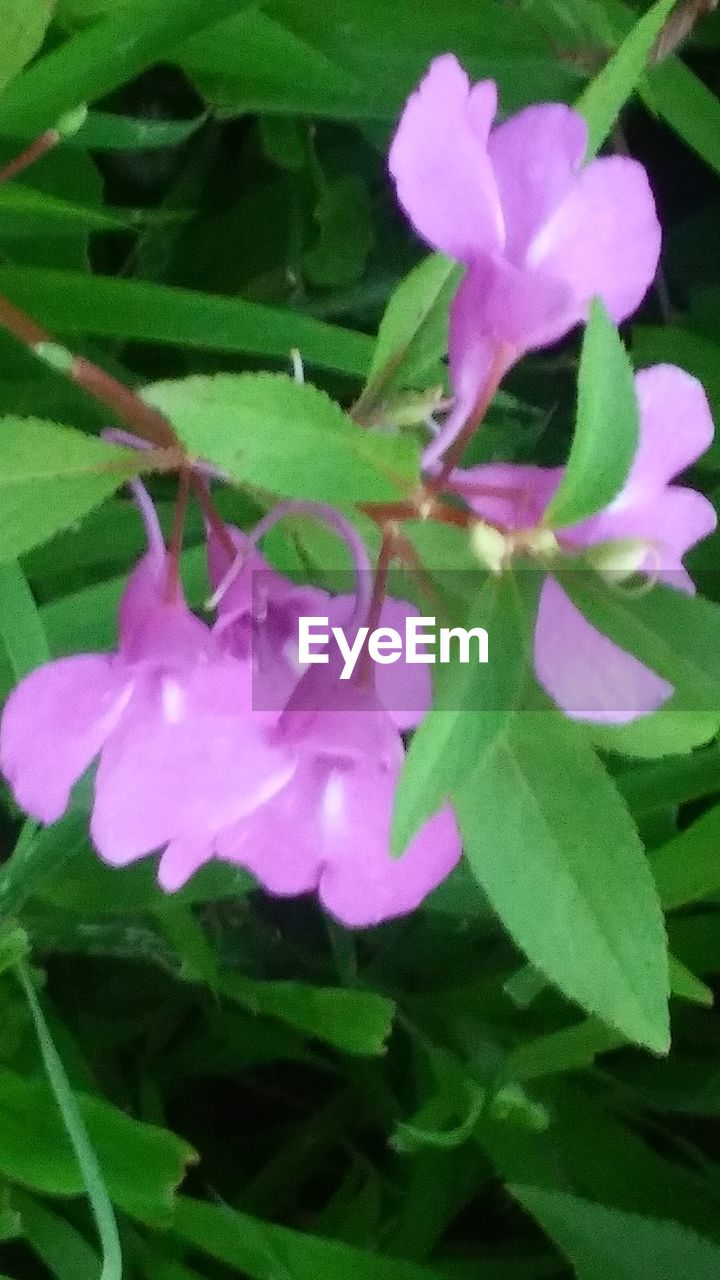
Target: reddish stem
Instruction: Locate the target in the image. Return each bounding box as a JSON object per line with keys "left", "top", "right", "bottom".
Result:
{"left": 0, "top": 291, "right": 180, "bottom": 452}
{"left": 165, "top": 467, "right": 191, "bottom": 602}
{"left": 429, "top": 342, "right": 514, "bottom": 493}
{"left": 190, "top": 476, "right": 237, "bottom": 560}
{"left": 0, "top": 130, "right": 60, "bottom": 185}
{"left": 358, "top": 526, "right": 396, "bottom": 685}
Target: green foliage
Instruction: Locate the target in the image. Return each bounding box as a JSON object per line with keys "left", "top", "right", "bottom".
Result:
{"left": 545, "top": 300, "right": 638, "bottom": 528}
{"left": 454, "top": 713, "right": 670, "bottom": 1051}
{"left": 144, "top": 373, "right": 419, "bottom": 502}
{"left": 0, "top": 418, "right": 143, "bottom": 561}
{"left": 1, "top": 4, "right": 720, "bottom": 1280}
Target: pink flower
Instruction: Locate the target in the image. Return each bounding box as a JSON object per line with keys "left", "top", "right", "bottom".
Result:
{"left": 0, "top": 489, "right": 293, "bottom": 890}
{"left": 214, "top": 667, "right": 461, "bottom": 927}
{"left": 389, "top": 54, "right": 661, "bottom": 467}
{"left": 454, "top": 365, "right": 716, "bottom": 721}
{"left": 207, "top": 519, "right": 432, "bottom": 730}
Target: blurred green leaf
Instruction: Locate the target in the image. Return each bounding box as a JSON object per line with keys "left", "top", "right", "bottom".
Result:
{"left": 0, "top": 560, "right": 49, "bottom": 680}
{"left": 173, "top": 1195, "right": 451, "bottom": 1280}
{"left": 304, "top": 176, "right": 374, "bottom": 288}
{"left": 0, "top": 0, "right": 255, "bottom": 138}
{"left": 512, "top": 1186, "right": 720, "bottom": 1279}
{"left": 218, "top": 972, "right": 395, "bottom": 1056}
{"left": 651, "top": 800, "right": 720, "bottom": 910}
{"left": 0, "top": 267, "right": 373, "bottom": 377}
{"left": 16, "top": 1190, "right": 101, "bottom": 1280}
{"left": 0, "top": 1060, "right": 195, "bottom": 1222}
{"left": 0, "top": 0, "right": 52, "bottom": 94}
{"left": 577, "top": 0, "right": 675, "bottom": 157}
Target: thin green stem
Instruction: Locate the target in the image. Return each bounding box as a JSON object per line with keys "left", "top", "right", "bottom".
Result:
{"left": 16, "top": 962, "right": 123, "bottom": 1280}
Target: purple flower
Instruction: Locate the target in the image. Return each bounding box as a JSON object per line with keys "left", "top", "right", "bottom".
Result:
{"left": 388, "top": 54, "right": 661, "bottom": 467}
{"left": 214, "top": 667, "right": 461, "bottom": 928}
{"left": 455, "top": 365, "right": 716, "bottom": 721}
{"left": 0, "top": 488, "right": 293, "bottom": 890}
{"left": 207, "top": 519, "right": 432, "bottom": 729}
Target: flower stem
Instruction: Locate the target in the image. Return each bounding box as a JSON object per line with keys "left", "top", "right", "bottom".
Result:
{"left": 0, "top": 291, "right": 179, "bottom": 451}
{"left": 425, "top": 341, "right": 514, "bottom": 488}
{"left": 166, "top": 467, "right": 191, "bottom": 602}
{"left": 0, "top": 130, "right": 60, "bottom": 184}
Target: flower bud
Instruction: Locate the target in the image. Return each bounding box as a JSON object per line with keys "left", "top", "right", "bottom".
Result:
{"left": 55, "top": 104, "right": 88, "bottom": 140}
{"left": 470, "top": 520, "right": 508, "bottom": 574}
{"left": 586, "top": 538, "right": 651, "bottom": 583}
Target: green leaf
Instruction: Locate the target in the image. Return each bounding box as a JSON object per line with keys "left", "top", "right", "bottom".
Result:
{"left": 0, "top": 182, "right": 126, "bottom": 233}
{"left": 17, "top": 965, "right": 122, "bottom": 1280}
{"left": 364, "top": 254, "right": 462, "bottom": 402}
{"left": 651, "top": 801, "right": 720, "bottom": 911}
{"left": 545, "top": 300, "right": 638, "bottom": 528}
{"left": 0, "top": 0, "right": 255, "bottom": 138}
{"left": 576, "top": 0, "right": 676, "bottom": 157}
{"left": 143, "top": 373, "right": 419, "bottom": 503}
{"left": 0, "top": 561, "right": 49, "bottom": 680}
{"left": 454, "top": 713, "right": 670, "bottom": 1052}
{"left": 0, "top": 1058, "right": 195, "bottom": 1223}
{"left": 0, "top": 266, "right": 373, "bottom": 378}
{"left": 617, "top": 743, "right": 720, "bottom": 816}
{"left": 303, "top": 176, "right": 374, "bottom": 289}
{"left": 16, "top": 1192, "right": 101, "bottom": 1280}
{"left": 667, "top": 954, "right": 713, "bottom": 1008}
{"left": 0, "top": 812, "right": 87, "bottom": 918}
{"left": 72, "top": 109, "right": 209, "bottom": 152}
{"left": 644, "top": 57, "right": 720, "bottom": 180}
{"left": 588, "top": 706, "right": 720, "bottom": 761}
{"left": 560, "top": 572, "right": 720, "bottom": 706}
{"left": 173, "top": 1195, "right": 451, "bottom": 1280}
{"left": 391, "top": 573, "right": 532, "bottom": 855}
{"left": 176, "top": 0, "right": 580, "bottom": 122}
{"left": 0, "top": 417, "right": 142, "bottom": 562}
{"left": 0, "top": 0, "right": 52, "bottom": 94}
{"left": 512, "top": 1186, "right": 720, "bottom": 1279}
{"left": 217, "top": 972, "right": 394, "bottom": 1056}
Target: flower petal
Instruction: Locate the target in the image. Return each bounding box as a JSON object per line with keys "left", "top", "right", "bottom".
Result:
{"left": 119, "top": 552, "right": 215, "bottom": 668}
{"left": 628, "top": 365, "right": 715, "bottom": 494}
{"left": 527, "top": 155, "right": 661, "bottom": 323}
{"left": 158, "top": 836, "right": 215, "bottom": 892}
{"left": 0, "top": 655, "right": 132, "bottom": 824}
{"left": 488, "top": 103, "right": 587, "bottom": 263}
{"left": 316, "top": 762, "right": 462, "bottom": 928}
{"left": 451, "top": 462, "right": 564, "bottom": 530}
{"left": 534, "top": 576, "right": 673, "bottom": 723}
{"left": 217, "top": 763, "right": 322, "bottom": 897}
{"left": 91, "top": 662, "right": 294, "bottom": 864}
{"left": 388, "top": 54, "right": 503, "bottom": 261}
{"left": 424, "top": 261, "right": 571, "bottom": 469}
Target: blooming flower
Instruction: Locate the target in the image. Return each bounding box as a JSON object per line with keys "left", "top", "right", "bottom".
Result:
{"left": 207, "top": 518, "right": 432, "bottom": 730}
{"left": 389, "top": 54, "right": 661, "bottom": 467}
{"left": 454, "top": 365, "right": 716, "bottom": 721}
{"left": 0, "top": 486, "right": 293, "bottom": 890}
{"left": 214, "top": 665, "right": 461, "bottom": 928}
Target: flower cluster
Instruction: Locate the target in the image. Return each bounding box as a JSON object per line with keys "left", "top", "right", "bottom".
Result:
{"left": 0, "top": 54, "right": 716, "bottom": 923}
{"left": 0, "top": 488, "right": 461, "bottom": 927}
